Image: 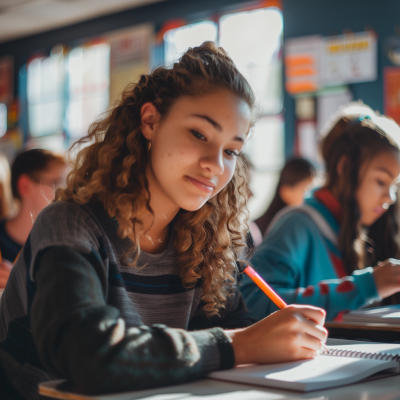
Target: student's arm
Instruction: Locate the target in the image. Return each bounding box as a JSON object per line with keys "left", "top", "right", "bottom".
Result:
{"left": 32, "top": 245, "right": 328, "bottom": 395}
{"left": 240, "top": 213, "right": 380, "bottom": 321}
{"left": 31, "top": 246, "right": 233, "bottom": 395}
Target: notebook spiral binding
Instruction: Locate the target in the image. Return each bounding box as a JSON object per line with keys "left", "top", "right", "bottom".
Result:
{"left": 321, "top": 348, "right": 400, "bottom": 362}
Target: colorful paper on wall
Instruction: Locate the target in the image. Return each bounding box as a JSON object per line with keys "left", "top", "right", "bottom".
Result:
{"left": 0, "top": 56, "right": 13, "bottom": 104}
{"left": 284, "top": 35, "right": 321, "bottom": 94}
{"left": 384, "top": 67, "right": 400, "bottom": 125}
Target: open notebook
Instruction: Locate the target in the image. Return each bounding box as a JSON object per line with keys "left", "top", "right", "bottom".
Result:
{"left": 343, "top": 305, "right": 400, "bottom": 324}
{"left": 208, "top": 342, "right": 400, "bottom": 392}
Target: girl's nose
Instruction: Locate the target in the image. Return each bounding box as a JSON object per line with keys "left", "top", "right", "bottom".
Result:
{"left": 199, "top": 149, "right": 224, "bottom": 176}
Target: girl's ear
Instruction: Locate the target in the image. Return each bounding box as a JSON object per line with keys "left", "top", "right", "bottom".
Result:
{"left": 336, "top": 155, "right": 348, "bottom": 177}
{"left": 141, "top": 102, "right": 159, "bottom": 140}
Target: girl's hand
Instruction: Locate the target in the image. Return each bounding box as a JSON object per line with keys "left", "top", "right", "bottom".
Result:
{"left": 373, "top": 258, "right": 400, "bottom": 299}
{"left": 227, "top": 305, "right": 327, "bottom": 366}
{"left": 0, "top": 260, "right": 13, "bottom": 289}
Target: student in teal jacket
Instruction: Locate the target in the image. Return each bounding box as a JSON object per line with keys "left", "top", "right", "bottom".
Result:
{"left": 241, "top": 103, "right": 400, "bottom": 321}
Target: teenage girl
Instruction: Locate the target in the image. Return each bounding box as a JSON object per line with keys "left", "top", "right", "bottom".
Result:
{"left": 0, "top": 42, "right": 327, "bottom": 399}
{"left": 255, "top": 157, "right": 316, "bottom": 236}
{"left": 241, "top": 103, "right": 400, "bottom": 322}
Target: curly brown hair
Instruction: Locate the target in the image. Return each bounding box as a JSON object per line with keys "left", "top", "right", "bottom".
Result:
{"left": 57, "top": 41, "right": 255, "bottom": 317}
{"left": 321, "top": 106, "right": 400, "bottom": 274}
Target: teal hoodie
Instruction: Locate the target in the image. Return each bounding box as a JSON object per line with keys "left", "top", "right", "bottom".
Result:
{"left": 240, "top": 192, "right": 380, "bottom": 321}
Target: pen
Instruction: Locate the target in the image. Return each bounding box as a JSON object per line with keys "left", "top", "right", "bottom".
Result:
{"left": 237, "top": 261, "right": 329, "bottom": 354}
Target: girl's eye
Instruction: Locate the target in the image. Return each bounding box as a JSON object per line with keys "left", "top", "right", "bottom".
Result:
{"left": 377, "top": 179, "right": 385, "bottom": 187}
{"left": 191, "top": 130, "right": 206, "bottom": 141}
{"left": 225, "top": 149, "right": 239, "bottom": 157}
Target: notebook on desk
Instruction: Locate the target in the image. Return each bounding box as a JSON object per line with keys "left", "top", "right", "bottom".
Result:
{"left": 208, "top": 342, "right": 400, "bottom": 392}
{"left": 343, "top": 305, "right": 400, "bottom": 324}
{"left": 38, "top": 342, "right": 400, "bottom": 398}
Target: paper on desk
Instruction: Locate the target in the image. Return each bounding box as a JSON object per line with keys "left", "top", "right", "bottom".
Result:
{"left": 117, "top": 392, "right": 323, "bottom": 400}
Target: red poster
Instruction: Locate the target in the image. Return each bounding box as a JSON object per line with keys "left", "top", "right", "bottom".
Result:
{"left": 384, "top": 67, "right": 400, "bottom": 125}
{"left": 0, "top": 56, "right": 13, "bottom": 104}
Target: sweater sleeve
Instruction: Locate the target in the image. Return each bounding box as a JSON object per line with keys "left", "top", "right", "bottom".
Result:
{"left": 240, "top": 213, "right": 380, "bottom": 321}
{"left": 31, "top": 245, "right": 235, "bottom": 396}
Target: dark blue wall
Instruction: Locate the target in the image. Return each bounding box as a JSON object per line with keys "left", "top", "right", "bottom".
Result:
{"left": 282, "top": 0, "right": 399, "bottom": 156}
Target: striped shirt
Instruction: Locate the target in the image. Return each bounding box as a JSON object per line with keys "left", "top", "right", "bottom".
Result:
{"left": 0, "top": 200, "right": 255, "bottom": 400}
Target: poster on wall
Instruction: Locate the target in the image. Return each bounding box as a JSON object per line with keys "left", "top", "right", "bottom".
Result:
{"left": 297, "top": 120, "right": 319, "bottom": 163}
{"left": 320, "top": 32, "right": 377, "bottom": 86}
{"left": 384, "top": 67, "right": 400, "bottom": 125}
{"left": 317, "top": 88, "right": 353, "bottom": 136}
{"left": 0, "top": 56, "right": 13, "bottom": 104}
{"left": 284, "top": 35, "right": 321, "bottom": 94}
{"left": 108, "top": 25, "right": 153, "bottom": 105}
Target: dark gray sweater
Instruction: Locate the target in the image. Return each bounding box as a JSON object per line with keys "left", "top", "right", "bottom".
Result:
{"left": 0, "top": 201, "right": 255, "bottom": 400}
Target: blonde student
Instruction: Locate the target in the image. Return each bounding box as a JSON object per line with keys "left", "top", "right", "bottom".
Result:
{"left": 0, "top": 43, "right": 326, "bottom": 399}
{"left": 241, "top": 103, "right": 400, "bottom": 322}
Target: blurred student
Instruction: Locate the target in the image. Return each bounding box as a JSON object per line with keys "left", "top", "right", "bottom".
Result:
{"left": 241, "top": 103, "right": 400, "bottom": 321}
{"left": 0, "top": 149, "right": 66, "bottom": 288}
{"left": 254, "top": 157, "right": 316, "bottom": 237}
{"left": 0, "top": 154, "right": 13, "bottom": 288}
{"left": 0, "top": 43, "right": 327, "bottom": 399}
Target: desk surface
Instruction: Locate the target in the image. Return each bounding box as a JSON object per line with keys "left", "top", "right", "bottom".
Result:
{"left": 40, "top": 375, "right": 400, "bottom": 400}
{"left": 40, "top": 339, "right": 400, "bottom": 400}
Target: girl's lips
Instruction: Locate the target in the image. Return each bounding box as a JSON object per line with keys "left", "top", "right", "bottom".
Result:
{"left": 186, "top": 176, "right": 214, "bottom": 193}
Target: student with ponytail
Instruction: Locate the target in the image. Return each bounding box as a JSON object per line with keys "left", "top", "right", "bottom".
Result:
{"left": 241, "top": 102, "right": 400, "bottom": 322}
{"left": 0, "top": 42, "right": 327, "bottom": 400}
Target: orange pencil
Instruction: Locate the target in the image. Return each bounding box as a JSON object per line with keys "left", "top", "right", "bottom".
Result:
{"left": 244, "top": 265, "right": 288, "bottom": 309}
{"left": 238, "top": 262, "right": 329, "bottom": 354}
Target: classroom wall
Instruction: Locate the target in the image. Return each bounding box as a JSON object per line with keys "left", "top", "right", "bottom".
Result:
{"left": 0, "top": 0, "right": 255, "bottom": 100}
{"left": 282, "top": 0, "right": 399, "bottom": 156}
{"left": 0, "top": 0, "right": 396, "bottom": 157}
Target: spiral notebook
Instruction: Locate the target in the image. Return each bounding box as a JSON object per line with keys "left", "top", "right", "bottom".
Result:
{"left": 208, "top": 342, "right": 400, "bottom": 392}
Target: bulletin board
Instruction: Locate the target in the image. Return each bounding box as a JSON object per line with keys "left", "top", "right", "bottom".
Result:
{"left": 108, "top": 24, "right": 153, "bottom": 106}
{"left": 384, "top": 67, "right": 400, "bottom": 125}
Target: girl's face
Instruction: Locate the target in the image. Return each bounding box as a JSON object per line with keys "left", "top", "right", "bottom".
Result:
{"left": 356, "top": 150, "right": 400, "bottom": 226}
{"left": 141, "top": 89, "right": 251, "bottom": 212}
{"left": 280, "top": 177, "right": 313, "bottom": 206}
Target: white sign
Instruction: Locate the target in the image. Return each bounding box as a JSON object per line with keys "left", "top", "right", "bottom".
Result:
{"left": 109, "top": 24, "right": 153, "bottom": 71}
{"left": 317, "top": 89, "right": 353, "bottom": 136}
{"left": 320, "top": 32, "right": 377, "bottom": 86}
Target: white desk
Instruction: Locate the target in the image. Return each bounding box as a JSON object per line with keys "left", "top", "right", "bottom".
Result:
{"left": 39, "top": 339, "right": 400, "bottom": 400}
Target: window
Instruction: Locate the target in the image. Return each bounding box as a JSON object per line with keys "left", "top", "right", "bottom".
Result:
{"left": 163, "top": 7, "right": 284, "bottom": 220}
{"left": 66, "top": 43, "right": 110, "bottom": 139}
{"left": 164, "top": 21, "right": 218, "bottom": 65}
{"left": 27, "top": 48, "right": 65, "bottom": 137}
{"left": 219, "top": 8, "right": 283, "bottom": 115}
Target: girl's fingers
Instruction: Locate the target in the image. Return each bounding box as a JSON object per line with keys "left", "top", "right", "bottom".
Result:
{"left": 302, "top": 319, "right": 328, "bottom": 343}
{"left": 301, "top": 333, "right": 324, "bottom": 352}
{"left": 298, "top": 347, "right": 318, "bottom": 360}
{"left": 294, "top": 306, "right": 326, "bottom": 326}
